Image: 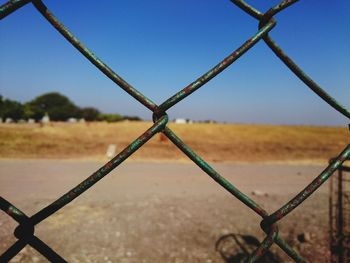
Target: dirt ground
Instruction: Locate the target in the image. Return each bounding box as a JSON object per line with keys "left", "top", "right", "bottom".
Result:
{"left": 0, "top": 160, "right": 334, "bottom": 262}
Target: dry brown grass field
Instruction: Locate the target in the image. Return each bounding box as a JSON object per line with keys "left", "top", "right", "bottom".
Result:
{"left": 0, "top": 121, "right": 348, "bottom": 163}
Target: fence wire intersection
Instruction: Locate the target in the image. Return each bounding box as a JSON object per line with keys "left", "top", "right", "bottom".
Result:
{"left": 1, "top": 0, "right": 349, "bottom": 262}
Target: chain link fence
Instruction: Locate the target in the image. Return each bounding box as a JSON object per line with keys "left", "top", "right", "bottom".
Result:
{"left": 329, "top": 160, "right": 350, "bottom": 263}
{"left": 1, "top": 0, "right": 349, "bottom": 262}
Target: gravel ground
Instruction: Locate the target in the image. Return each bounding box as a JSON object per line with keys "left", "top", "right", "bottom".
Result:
{"left": 0, "top": 160, "right": 332, "bottom": 262}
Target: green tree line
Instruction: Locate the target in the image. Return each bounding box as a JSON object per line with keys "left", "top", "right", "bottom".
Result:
{"left": 0, "top": 92, "right": 141, "bottom": 122}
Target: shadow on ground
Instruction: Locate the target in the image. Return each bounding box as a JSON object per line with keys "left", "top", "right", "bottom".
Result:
{"left": 216, "top": 233, "right": 281, "bottom": 263}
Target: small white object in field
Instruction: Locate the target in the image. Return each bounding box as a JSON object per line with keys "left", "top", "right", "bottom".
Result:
{"left": 41, "top": 113, "right": 50, "bottom": 123}
{"left": 106, "top": 144, "right": 117, "bottom": 158}
{"left": 174, "top": 118, "right": 187, "bottom": 124}
{"left": 67, "top": 117, "right": 77, "bottom": 123}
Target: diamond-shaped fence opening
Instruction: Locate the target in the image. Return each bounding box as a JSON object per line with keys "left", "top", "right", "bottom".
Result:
{"left": 1, "top": 0, "right": 349, "bottom": 262}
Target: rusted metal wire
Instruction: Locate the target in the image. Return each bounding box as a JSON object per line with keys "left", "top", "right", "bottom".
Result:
{"left": 1, "top": 0, "right": 349, "bottom": 262}
{"left": 329, "top": 160, "right": 350, "bottom": 263}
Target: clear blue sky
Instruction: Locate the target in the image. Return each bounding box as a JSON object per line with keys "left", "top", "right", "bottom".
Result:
{"left": 0, "top": 0, "right": 349, "bottom": 126}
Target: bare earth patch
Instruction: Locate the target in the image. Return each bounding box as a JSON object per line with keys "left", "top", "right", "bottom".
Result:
{"left": 0, "top": 160, "right": 335, "bottom": 262}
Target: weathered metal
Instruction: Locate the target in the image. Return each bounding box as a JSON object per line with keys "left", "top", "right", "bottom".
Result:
{"left": 158, "top": 19, "right": 276, "bottom": 112}
{"left": 231, "top": 0, "right": 350, "bottom": 120}
{"left": 263, "top": 145, "right": 350, "bottom": 227}
{"left": 1, "top": 0, "right": 349, "bottom": 262}
{"left": 31, "top": 115, "right": 168, "bottom": 225}
{"left": 32, "top": 0, "right": 158, "bottom": 112}
{"left": 0, "top": 0, "right": 31, "bottom": 19}
{"left": 329, "top": 159, "right": 350, "bottom": 263}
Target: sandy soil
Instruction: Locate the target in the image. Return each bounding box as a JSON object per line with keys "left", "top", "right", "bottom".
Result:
{"left": 0, "top": 160, "right": 333, "bottom": 262}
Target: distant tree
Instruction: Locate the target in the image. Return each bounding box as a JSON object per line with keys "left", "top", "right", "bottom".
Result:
{"left": 27, "top": 92, "right": 80, "bottom": 121}
{"left": 0, "top": 93, "right": 142, "bottom": 123}
{"left": 0, "top": 95, "right": 3, "bottom": 118}
{"left": 98, "top": 113, "right": 123, "bottom": 122}
{"left": 123, "top": 115, "right": 142, "bottom": 121}
{"left": 23, "top": 103, "right": 36, "bottom": 120}
{"left": 0, "top": 95, "right": 24, "bottom": 120}
{"left": 80, "top": 107, "right": 100, "bottom": 121}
